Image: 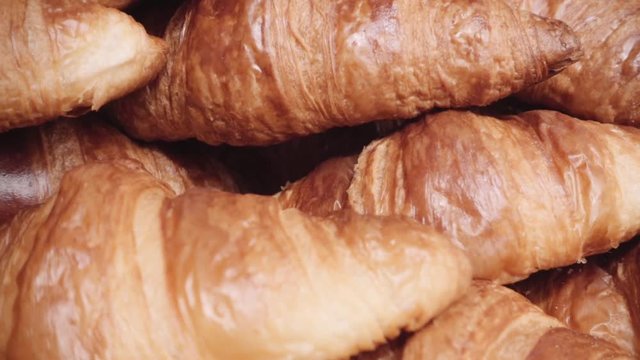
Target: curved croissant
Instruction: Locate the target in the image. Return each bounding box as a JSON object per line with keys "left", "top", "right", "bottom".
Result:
{"left": 507, "top": 0, "right": 640, "bottom": 124}
{"left": 278, "top": 110, "right": 640, "bottom": 283}
{"left": 0, "top": 115, "right": 239, "bottom": 223}
{"left": 0, "top": 0, "right": 166, "bottom": 132}
{"left": 115, "top": 0, "right": 580, "bottom": 145}
{"left": 401, "top": 282, "right": 632, "bottom": 359}
{"left": 515, "top": 240, "right": 640, "bottom": 356}
{"left": 0, "top": 163, "right": 471, "bottom": 359}
{"left": 515, "top": 264, "right": 636, "bottom": 356}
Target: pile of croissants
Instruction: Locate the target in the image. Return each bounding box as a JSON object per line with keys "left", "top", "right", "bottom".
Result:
{"left": 1, "top": 0, "right": 639, "bottom": 359}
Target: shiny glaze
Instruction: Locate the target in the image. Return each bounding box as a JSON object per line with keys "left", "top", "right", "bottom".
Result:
{"left": 509, "top": 0, "right": 640, "bottom": 124}
{"left": 0, "top": 0, "right": 166, "bottom": 132}
{"left": 402, "top": 282, "right": 632, "bottom": 359}
{"left": 279, "top": 110, "right": 640, "bottom": 283}
{"left": 0, "top": 115, "right": 239, "bottom": 223}
{"left": 514, "top": 260, "right": 637, "bottom": 355}
{"left": 0, "top": 163, "right": 470, "bottom": 359}
{"left": 116, "top": 0, "right": 580, "bottom": 145}
{"left": 609, "top": 240, "right": 640, "bottom": 354}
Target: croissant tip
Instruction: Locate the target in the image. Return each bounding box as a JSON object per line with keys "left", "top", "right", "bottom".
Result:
{"left": 546, "top": 21, "right": 583, "bottom": 75}
{"left": 522, "top": 12, "right": 583, "bottom": 75}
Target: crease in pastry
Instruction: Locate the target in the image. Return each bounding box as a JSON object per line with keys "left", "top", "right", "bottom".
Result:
{"left": 0, "top": 162, "right": 471, "bottom": 359}
{"left": 115, "top": 0, "right": 581, "bottom": 145}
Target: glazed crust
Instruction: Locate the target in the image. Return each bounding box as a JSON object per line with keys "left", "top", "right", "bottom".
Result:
{"left": 279, "top": 110, "right": 640, "bottom": 283}
{"left": 0, "top": 0, "right": 166, "bottom": 132}
{"left": 609, "top": 241, "right": 640, "bottom": 354}
{"left": 0, "top": 115, "right": 239, "bottom": 223}
{"left": 402, "top": 282, "right": 632, "bottom": 360}
{"left": 514, "top": 239, "right": 640, "bottom": 356}
{"left": 515, "top": 264, "right": 636, "bottom": 355}
{"left": 508, "top": 0, "right": 640, "bottom": 124}
{"left": 0, "top": 163, "right": 471, "bottom": 359}
{"left": 116, "top": 0, "right": 581, "bottom": 145}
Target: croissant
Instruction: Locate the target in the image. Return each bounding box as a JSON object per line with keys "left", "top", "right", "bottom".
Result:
{"left": 609, "top": 240, "right": 640, "bottom": 353}
{"left": 115, "top": 0, "right": 581, "bottom": 145}
{"left": 278, "top": 110, "right": 640, "bottom": 283}
{"left": 515, "top": 264, "right": 636, "bottom": 356}
{"left": 507, "top": 0, "right": 640, "bottom": 124}
{"left": 0, "top": 115, "right": 239, "bottom": 223}
{"left": 0, "top": 162, "right": 471, "bottom": 359}
{"left": 0, "top": 0, "right": 166, "bottom": 132}
{"left": 514, "top": 239, "right": 640, "bottom": 355}
{"left": 401, "top": 282, "right": 632, "bottom": 359}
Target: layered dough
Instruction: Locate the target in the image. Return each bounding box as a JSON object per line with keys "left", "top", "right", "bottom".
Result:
{"left": 403, "top": 282, "right": 632, "bottom": 359}
{"left": 0, "top": 163, "right": 471, "bottom": 359}
{"left": 0, "top": 0, "right": 166, "bottom": 132}
{"left": 515, "top": 239, "right": 640, "bottom": 356}
{"left": 509, "top": 0, "right": 640, "bottom": 124}
{"left": 279, "top": 110, "right": 640, "bottom": 282}
{"left": 115, "top": 0, "right": 581, "bottom": 145}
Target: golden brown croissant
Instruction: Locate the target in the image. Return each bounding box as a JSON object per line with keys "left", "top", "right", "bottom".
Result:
{"left": 507, "top": 0, "right": 640, "bottom": 124}
{"left": 115, "top": 0, "right": 581, "bottom": 145}
{"left": 278, "top": 110, "right": 640, "bottom": 283}
{"left": 401, "top": 282, "right": 632, "bottom": 359}
{"left": 609, "top": 241, "right": 640, "bottom": 353}
{"left": 0, "top": 162, "right": 471, "bottom": 359}
{"left": 514, "top": 264, "right": 636, "bottom": 356}
{"left": 0, "top": 0, "right": 166, "bottom": 132}
{"left": 514, "top": 239, "right": 640, "bottom": 356}
{"left": 0, "top": 114, "right": 239, "bottom": 223}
